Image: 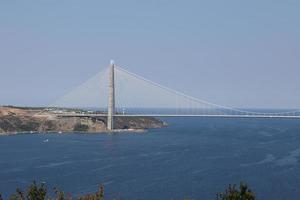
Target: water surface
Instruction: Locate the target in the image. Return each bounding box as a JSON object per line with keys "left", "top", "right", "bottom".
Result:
{"left": 1, "top": 117, "right": 300, "bottom": 199}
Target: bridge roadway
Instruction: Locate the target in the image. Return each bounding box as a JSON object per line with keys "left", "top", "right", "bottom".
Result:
{"left": 57, "top": 114, "right": 300, "bottom": 119}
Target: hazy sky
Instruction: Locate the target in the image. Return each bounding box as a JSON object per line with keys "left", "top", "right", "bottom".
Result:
{"left": 0, "top": 0, "right": 299, "bottom": 108}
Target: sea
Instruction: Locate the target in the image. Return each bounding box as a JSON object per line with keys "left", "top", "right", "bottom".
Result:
{"left": 1, "top": 117, "right": 300, "bottom": 200}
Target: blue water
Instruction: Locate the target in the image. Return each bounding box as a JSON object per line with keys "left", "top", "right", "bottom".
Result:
{"left": 1, "top": 118, "right": 300, "bottom": 200}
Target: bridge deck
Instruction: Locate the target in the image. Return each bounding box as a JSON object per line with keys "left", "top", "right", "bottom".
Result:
{"left": 56, "top": 114, "right": 300, "bottom": 119}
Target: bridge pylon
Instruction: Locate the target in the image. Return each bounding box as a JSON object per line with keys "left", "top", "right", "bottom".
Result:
{"left": 107, "top": 60, "right": 115, "bottom": 130}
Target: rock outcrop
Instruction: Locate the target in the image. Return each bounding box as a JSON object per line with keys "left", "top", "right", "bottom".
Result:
{"left": 0, "top": 106, "right": 165, "bottom": 134}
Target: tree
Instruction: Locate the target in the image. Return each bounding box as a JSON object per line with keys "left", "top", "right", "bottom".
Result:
{"left": 26, "top": 181, "right": 47, "bottom": 200}
{"left": 216, "top": 183, "right": 255, "bottom": 200}
{"left": 8, "top": 182, "right": 104, "bottom": 200}
{"left": 53, "top": 187, "right": 71, "bottom": 200}
{"left": 10, "top": 181, "right": 47, "bottom": 200}
{"left": 77, "top": 185, "right": 104, "bottom": 200}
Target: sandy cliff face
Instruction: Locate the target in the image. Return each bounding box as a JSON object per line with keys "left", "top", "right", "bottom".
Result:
{"left": 0, "top": 107, "right": 165, "bottom": 134}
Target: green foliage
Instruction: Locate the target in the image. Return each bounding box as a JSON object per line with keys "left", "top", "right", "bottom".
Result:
{"left": 19, "top": 121, "right": 41, "bottom": 132}
{"left": 73, "top": 123, "right": 89, "bottom": 132}
{"left": 26, "top": 182, "right": 47, "bottom": 200}
{"left": 216, "top": 183, "right": 255, "bottom": 200}
{"left": 53, "top": 187, "right": 71, "bottom": 200}
{"left": 53, "top": 187, "right": 65, "bottom": 200}
{"left": 4, "top": 181, "right": 256, "bottom": 200}
{"left": 3, "top": 106, "right": 46, "bottom": 110}
{"left": 0, "top": 116, "right": 40, "bottom": 132}
{"left": 0, "top": 116, "right": 23, "bottom": 132}
{"left": 8, "top": 182, "right": 104, "bottom": 200}
{"left": 10, "top": 181, "right": 47, "bottom": 200}
{"left": 77, "top": 185, "right": 104, "bottom": 200}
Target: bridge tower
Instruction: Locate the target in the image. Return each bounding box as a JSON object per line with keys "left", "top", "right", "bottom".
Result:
{"left": 107, "top": 60, "right": 115, "bottom": 130}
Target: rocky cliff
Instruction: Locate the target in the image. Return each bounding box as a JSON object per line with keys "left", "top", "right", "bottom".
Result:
{"left": 0, "top": 106, "right": 165, "bottom": 134}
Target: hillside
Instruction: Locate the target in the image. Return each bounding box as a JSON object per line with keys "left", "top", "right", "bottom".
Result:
{"left": 0, "top": 106, "right": 165, "bottom": 134}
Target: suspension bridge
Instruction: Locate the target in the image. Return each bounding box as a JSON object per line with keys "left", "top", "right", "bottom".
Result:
{"left": 48, "top": 61, "right": 300, "bottom": 130}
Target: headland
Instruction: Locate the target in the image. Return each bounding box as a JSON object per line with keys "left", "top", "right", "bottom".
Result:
{"left": 0, "top": 106, "right": 165, "bottom": 135}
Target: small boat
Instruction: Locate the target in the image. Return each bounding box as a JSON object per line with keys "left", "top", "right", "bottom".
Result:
{"left": 43, "top": 139, "right": 49, "bottom": 143}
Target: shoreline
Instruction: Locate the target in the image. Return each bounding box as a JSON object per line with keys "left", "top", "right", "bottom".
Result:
{"left": 0, "top": 106, "right": 165, "bottom": 135}
{"left": 0, "top": 128, "right": 149, "bottom": 136}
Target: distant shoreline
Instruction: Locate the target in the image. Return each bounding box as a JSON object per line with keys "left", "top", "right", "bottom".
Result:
{"left": 0, "top": 129, "right": 148, "bottom": 136}
{"left": 0, "top": 106, "right": 165, "bottom": 135}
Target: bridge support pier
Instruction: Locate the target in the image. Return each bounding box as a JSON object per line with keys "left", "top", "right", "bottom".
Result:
{"left": 107, "top": 60, "right": 115, "bottom": 130}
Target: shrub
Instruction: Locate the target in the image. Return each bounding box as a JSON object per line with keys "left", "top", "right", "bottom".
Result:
{"left": 77, "top": 185, "right": 104, "bottom": 200}
{"left": 10, "top": 181, "right": 47, "bottom": 200}
{"left": 3, "top": 181, "right": 256, "bottom": 200}
{"left": 26, "top": 182, "right": 47, "bottom": 200}
{"left": 216, "top": 182, "right": 255, "bottom": 200}
{"left": 73, "top": 123, "right": 89, "bottom": 132}
{"left": 53, "top": 187, "right": 72, "bottom": 200}
{"left": 7, "top": 182, "right": 104, "bottom": 200}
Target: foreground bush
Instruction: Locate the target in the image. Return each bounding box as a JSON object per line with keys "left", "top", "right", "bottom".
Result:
{"left": 1, "top": 181, "right": 254, "bottom": 200}
{"left": 5, "top": 182, "right": 104, "bottom": 200}
{"left": 216, "top": 183, "right": 255, "bottom": 200}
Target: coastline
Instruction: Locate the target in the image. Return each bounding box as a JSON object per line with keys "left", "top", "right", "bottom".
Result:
{"left": 0, "top": 128, "right": 149, "bottom": 136}
{"left": 0, "top": 106, "right": 166, "bottom": 135}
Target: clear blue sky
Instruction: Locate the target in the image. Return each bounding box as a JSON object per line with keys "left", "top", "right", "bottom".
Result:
{"left": 0, "top": 0, "right": 299, "bottom": 108}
